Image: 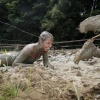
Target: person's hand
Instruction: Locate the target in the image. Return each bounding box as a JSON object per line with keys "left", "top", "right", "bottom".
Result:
{"left": 44, "top": 63, "right": 54, "bottom": 69}
{"left": 48, "top": 63, "right": 54, "bottom": 69}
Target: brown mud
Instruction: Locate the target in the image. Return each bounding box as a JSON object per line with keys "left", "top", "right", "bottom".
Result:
{"left": 0, "top": 49, "right": 100, "bottom": 100}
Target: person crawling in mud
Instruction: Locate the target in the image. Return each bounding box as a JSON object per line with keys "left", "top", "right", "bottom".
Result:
{"left": 74, "top": 38, "right": 100, "bottom": 64}
{"left": 0, "top": 31, "right": 54, "bottom": 69}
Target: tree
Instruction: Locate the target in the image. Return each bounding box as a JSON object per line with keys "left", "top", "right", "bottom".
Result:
{"left": 41, "top": 0, "right": 83, "bottom": 41}
{"left": 0, "top": 0, "right": 100, "bottom": 42}
{"left": 0, "top": 3, "right": 8, "bottom": 39}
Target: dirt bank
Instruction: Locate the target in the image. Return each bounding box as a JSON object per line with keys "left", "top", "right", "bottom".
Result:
{"left": 0, "top": 49, "right": 100, "bottom": 100}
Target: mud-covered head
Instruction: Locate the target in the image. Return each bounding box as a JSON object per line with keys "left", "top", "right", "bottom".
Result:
{"left": 39, "top": 31, "right": 54, "bottom": 51}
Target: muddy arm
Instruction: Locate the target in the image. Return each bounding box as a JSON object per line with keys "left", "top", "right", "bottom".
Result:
{"left": 12, "top": 51, "right": 34, "bottom": 67}
{"left": 43, "top": 52, "right": 54, "bottom": 69}
{"left": 12, "top": 63, "right": 34, "bottom": 67}
{"left": 74, "top": 39, "right": 97, "bottom": 64}
{"left": 43, "top": 52, "right": 48, "bottom": 66}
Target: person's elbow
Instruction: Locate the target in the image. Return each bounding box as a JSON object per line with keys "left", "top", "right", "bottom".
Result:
{"left": 12, "top": 61, "right": 19, "bottom": 66}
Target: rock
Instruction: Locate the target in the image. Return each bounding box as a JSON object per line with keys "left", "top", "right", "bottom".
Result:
{"left": 76, "top": 71, "right": 82, "bottom": 76}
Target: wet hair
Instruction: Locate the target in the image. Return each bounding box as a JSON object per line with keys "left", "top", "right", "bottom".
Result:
{"left": 39, "top": 31, "right": 53, "bottom": 43}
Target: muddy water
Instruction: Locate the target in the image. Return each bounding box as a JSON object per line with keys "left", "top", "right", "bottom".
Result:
{"left": 0, "top": 50, "right": 100, "bottom": 100}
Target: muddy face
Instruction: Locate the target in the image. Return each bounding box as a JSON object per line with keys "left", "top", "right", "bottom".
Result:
{"left": 42, "top": 38, "right": 53, "bottom": 51}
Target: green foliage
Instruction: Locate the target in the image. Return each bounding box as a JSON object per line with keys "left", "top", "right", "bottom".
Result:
{"left": 27, "top": 68, "right": 33, "bottom": 91}
{"left": 0, "top": 0, "right": 100, "bottom": 41}
{"left": 50, "top": 4, "right": 65, "bottom": 20}
{"left": 0, "top": 83, "right": 19, "bottom": 100}
{"left": 41, "top": 19, "right": 55, "bottom": 31}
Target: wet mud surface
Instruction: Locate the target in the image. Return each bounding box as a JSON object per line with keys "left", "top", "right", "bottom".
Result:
{"left": 0, "top": 50, "right": 100, "bottom": 100}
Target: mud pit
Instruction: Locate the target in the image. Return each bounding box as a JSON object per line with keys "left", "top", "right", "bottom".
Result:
{"left": 0, "top": 49, "right": 100, "bottom": 100}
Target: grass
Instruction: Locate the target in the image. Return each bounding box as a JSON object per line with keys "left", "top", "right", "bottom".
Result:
{"left": 27, "top": 67, "right": 33, "bottom": 90}
{"left": 0, "top": 83, "right": 19, "bottom": 100}
{"left": 0, "top": 49, "right": 18, "bottom": 100}
{"left": 1, "top": 49, "right": 9, "bottom": 71}
{"left": 64, "top": 81, "right": 81, "bottom": 100}
{"left": 3, "top": 63, "right": 8, "bottom": 72}
{"left": 73, "top": 81, "right": 80, "bottom": 100}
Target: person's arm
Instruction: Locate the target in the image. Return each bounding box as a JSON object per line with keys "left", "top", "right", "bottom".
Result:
{"left": 43, "top": 52, "right": 54, "bottom": 69}
{"left": 74, "top": 39, "right": 96, "bottom": 64}
{"left": 12, "top": 51, "right": 34, "bottom": 67}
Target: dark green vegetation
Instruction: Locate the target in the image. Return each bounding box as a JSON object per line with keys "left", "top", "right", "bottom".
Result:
{"left": 0, "top": 0, "right": 100, "bottom": 42}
